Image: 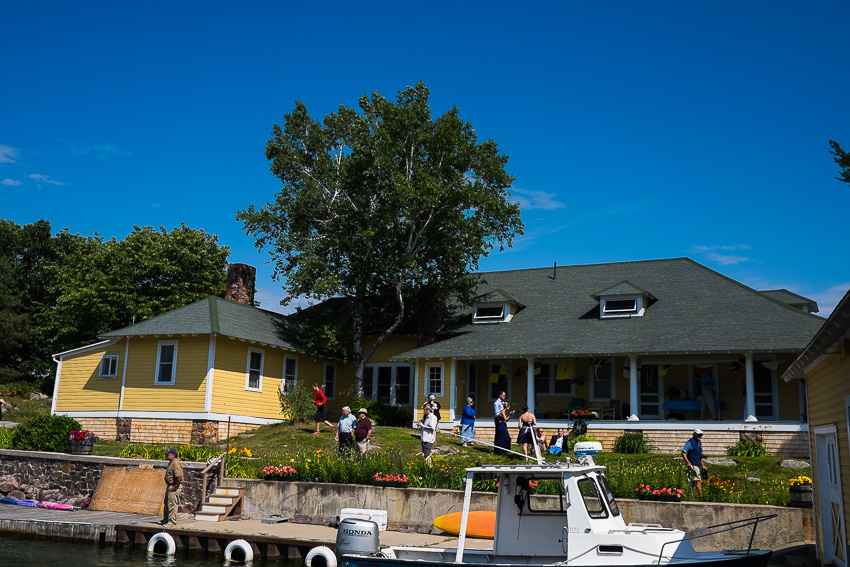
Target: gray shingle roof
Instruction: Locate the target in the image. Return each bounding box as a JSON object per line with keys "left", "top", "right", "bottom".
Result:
{"left": 782, "top": 288, "right": 850, "bottom": 380}
{"left": 393, "top": 258, "right": 825, "bottom": 360}
{"left": 760, "top": 289, "right": 819, "bottom": 313}
{"left": 100, "top": 296, "right": 302, "bottom": 351}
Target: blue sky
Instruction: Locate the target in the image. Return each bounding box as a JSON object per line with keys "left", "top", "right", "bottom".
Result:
{"left": 2, "top": 2, "right": 848, "bottom": 316}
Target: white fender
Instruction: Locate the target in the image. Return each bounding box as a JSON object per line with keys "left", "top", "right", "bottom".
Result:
{"left": 305, "top": 545, "right": 338, "bottom": 567}
{"left": 224, "top": 538, "right": 255, "bottom": 562}
{"left": 147, "top": 531, "right": 176, "bottom": 555}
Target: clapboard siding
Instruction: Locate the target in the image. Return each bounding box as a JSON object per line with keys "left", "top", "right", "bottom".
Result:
{"left": 54, "top": 344, "right": 123, "bottom": 412}
{"left": 121, "top": 336, "right": 208, "bottom": 411}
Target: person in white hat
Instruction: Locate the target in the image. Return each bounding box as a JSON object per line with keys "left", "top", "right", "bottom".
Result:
{"left": 425, "top": 393, "right": 442, "bottom": 422}
{"left": 682, "top": 429, "right": 707, "bottom": 496}
{"left": 354, "top": 408, "right": 372, "bottom": 454}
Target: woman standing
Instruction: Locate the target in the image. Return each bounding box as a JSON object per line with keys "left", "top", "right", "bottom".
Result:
{"left": 516, "top": 406, "right": 537, "bottom": 457}
{"left": 312, "top": 383, "right": 334, "bottom": 434}
{"left": 460, "top": 397, "right": 476, "bottom": 447}
{"left": 494, "top": 401, "right": 514, "bottom": 455}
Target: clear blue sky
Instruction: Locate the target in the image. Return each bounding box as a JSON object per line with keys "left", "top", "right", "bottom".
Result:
{"left": 2, "top": 2, "right": 848, "bottom": 315}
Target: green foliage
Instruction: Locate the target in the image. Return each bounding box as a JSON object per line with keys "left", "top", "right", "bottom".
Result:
{"left": 349, "top": 397, "right": 410, "bottom": 426}
{"left": 238, "top": 82, "right": 523, "bottom": 396}
{"left": 9, "top": 414, "right": 80, "bottom": 452}
{"left": 613, "top": 431, "right": 655, "bottom": 454}
{"left": 830, "top": 140, "right": 850, "bottom": 184}
{"left": 567, "top": 434, "right": 598, "bottom": 454}
{"left": 278, "top": 382, "right": 316, "bottom": 424}
{"left": 296, "top": 323, "right": 348, "bottom": 361}
{"left": 727, "top": 438, "right": 767, "bottom": 457}
{"left": 0, "top": 428, "right": 12, "bottom": 448}
{"left": 0, "top": 381, "right": 41, "bottom": 398}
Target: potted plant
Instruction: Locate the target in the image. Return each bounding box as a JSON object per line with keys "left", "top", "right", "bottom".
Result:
{"left": 278, "top": 465, "right": 298, "bottom": 481}
{"left": 373, "top": 472, "right": 409, "bottom": 488}
{"left": 262, "top": 465, "right": 283, "bottom": 481}
{"left": 789, "top": 476, "right": 812, "bottom": 508}
{"left": 570, "top": 408, "right": 596, "bottom": 420}
{"left": 68, "top": 429, "right": 98, "bottom": 455}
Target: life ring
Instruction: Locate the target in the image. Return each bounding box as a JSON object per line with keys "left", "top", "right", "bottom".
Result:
{"left": 224, "top": 538, "right": 255, "bottom": 562}
{"left": 147, "top": 531, "right": 176, "bottom": 555}
{"left": 305, "top": 545, "right": 338, "bottom": 567}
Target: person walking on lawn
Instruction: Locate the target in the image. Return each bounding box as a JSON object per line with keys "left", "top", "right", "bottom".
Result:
{"left": 682, "top": 428, "right": 708, "bottom": 496}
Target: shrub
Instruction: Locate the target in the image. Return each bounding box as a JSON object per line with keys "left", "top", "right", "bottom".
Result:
{"left": 0, "top": 428, "right": 12, "bottom": 449}
{"left": 613, "top": 431, "right": 655, "bottom": 454}
{"left": 727, "top": 438, "right": 767, "bottom": 457}
{"left": 349, "top": 397, "right": 410, "bottom": 426}
{"left": 10, "top": 414, "right": 80, "bottom": 452}
{"left": 567, "top": 434, "right": 598, "bottom": 454}
{"left": 0, "top": 381, "right": 41, "bottom": 398}
{"left": 278, "top": 382, "right": 316, "bottom": 424}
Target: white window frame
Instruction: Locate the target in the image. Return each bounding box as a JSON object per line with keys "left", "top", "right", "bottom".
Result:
{"left": 534, "top": 359, "right": 576, "bottom": 396}
{"left": 323, "top": 362, "right": 336, "bottom": 400}
{"left": 99, "top": 354, "right": 119, "bottom": 379}
{"left": 281, "top": 354, "right": 297, "bottom": 395}
{"left": 589, "top": 358, "right": 616, "bottom": 401}
{"left": 600, "top": 295, "right": 645, "bottom": 318}
{"left": 473, "top": 302, "right": 510, "bottom": 324}
{"left": 425, "top": 363, "right": 444, "bottom": 397}
{"left": 364, "top": 363, "right": 414, "bottom": 406}
{"left": 154, "top": 340, "right": 178, "bottom": 385}
{"left": 245, "top": 347, "right": 265, "bottom": 392}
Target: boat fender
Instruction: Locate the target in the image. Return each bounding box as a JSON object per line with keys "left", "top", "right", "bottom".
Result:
{"left": 147, "top": 532, "right": 176, "bottom": 555}
{"left": 305, "top": 545, "right": 338, "bottom": 567}
{"left": 224, "top": 539, "right": 255, "bottom": 562}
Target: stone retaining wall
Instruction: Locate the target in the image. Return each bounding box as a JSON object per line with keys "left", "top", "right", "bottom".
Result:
{"left": 75, "top": 417, "right": 261, "bottom": 444}
{"left": 0, "top": 450, "right": 211, "bottom": 513}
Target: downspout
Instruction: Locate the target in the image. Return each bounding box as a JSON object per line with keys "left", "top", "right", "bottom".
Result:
{"left": 628, "top": 355, "right": 639, "bottom": 421}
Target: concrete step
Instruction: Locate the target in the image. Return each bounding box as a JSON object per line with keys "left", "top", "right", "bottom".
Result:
{"left": 215, "top": 487, "right": 241, "bottom": 497}
{"left": 208, "top": 496, "right": 236, "bottom": 505}
{"left": 199, "top": 504, "right": 227, "bottom": 514}
{"left": 194, "top": 512, "right": 222, "bottom": 522}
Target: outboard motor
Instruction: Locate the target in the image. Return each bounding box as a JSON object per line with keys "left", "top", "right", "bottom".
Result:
{"left": 336, "top": 518, "right": 380, "bottom": 556}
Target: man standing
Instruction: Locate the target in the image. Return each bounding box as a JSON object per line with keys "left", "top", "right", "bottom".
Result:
{"left": 161, "top": 448, "right": 183, "bottom": 526}
{"left": 354, "top": 408, "right": 372, "bottom": 454}
{"left": 682, "top": 429, "right": 708, "bottom": 496}
{"left": 419, "top": 404, "right": 438, "bottom": 466}
{"left": 335, "top": 406, "right": 357, "bottom": 454}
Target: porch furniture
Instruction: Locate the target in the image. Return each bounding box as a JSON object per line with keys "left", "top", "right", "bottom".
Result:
{"left": 662, "top": 400, "right": 727, "bottom": 412}
{"left": 597, "top": 398, "right": 623, "bottom": 420}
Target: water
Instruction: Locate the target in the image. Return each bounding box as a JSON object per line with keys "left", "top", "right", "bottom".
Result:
{"left": 0, "top": 535, "right": 298, "bottom": 566}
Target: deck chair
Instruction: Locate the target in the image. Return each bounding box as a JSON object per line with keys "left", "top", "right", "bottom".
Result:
{"left": 599, "top": 399, "right": 622, "bottom": 420}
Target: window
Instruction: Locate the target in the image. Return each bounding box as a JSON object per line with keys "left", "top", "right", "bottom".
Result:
{"left": 600, "top": 295, "right": 644, "bottom": 318}
{"left": 246, "top": 348, "right": 264, "bottom": 391}
{"left": 155, "top": 341, "right": 178, "bottom": 385}
{"left": 473, "top": 304, "right": 508, "bottom": 323}
{"left": 281, "top": 355, "right": 297, "bottom": 394}
{"left": 489, "top": 361, "right": 510, "bottom": 399}
{"left": 534, "top": 360, "right": 576, "bottom": 396}
{"left": 577, "top": 478, "right": 608, "bottom": 519}
{"left": 364, "top": 365, "right": 413, "bottom": 405}
{"left": 323, "top": 363, "right": 336, "bottom": 400}
{"left": 426, "top": 364, "right": 444, "bottom": 396}
{"left": 597, "top": 474, "right": 620, "bottom": 517}
{"left": 99, "top": 354, "right": 119, "bottom": 378}
{"left": 589, "top": 358, "right": 614, "bottom": 400}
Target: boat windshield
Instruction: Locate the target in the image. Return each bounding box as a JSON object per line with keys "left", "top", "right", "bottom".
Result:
{"left": 577, "top": 477, "right": 608, "bottom": 519}
{"left": 597, "top": 474, "right": 620, "bottom": 517}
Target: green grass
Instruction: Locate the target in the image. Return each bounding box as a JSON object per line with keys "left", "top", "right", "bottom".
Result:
{"left": 1, "top": 396, "right": 52, "bottom": 423}
{"left": 1, "top": 403, "right": 809, "bottom": 506}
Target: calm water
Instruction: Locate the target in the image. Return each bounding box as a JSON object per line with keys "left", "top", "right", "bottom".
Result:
{"left": 0, "top": 535, "right": 299, "bottom": 566}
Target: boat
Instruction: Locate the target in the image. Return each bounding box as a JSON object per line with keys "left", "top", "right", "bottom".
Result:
{"left": 310, "top": 442, "right": 774, "bottom": 567}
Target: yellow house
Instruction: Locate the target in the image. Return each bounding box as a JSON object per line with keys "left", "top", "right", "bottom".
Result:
{"left": 52, "top": 296, "right": 336, "bottom": 443}
{"left": 783, "top": 288, "right": 850, "bottom": 567}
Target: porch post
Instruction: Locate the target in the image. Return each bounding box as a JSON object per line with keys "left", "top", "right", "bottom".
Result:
{"left": 744, "top": 353, "right": 757, "bottom": 421}
{"left": 527, "top": 358, "right": 535, "bottom": 414}
{"left": 628, "top": 355, "right": 639, "bottom": 421}
{"left": 450, "top": 359, "right": 458, "bottom": 423}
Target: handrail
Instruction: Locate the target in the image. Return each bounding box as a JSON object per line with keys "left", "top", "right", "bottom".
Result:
{"left": 200, "top": 451, "right": 228, "bottom": 507}
{"left": 657, "top": 514, "right": 777, "bottom": 563}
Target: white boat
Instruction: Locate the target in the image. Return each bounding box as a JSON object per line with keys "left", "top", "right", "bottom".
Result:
{"left": 310, "top": 442, "right": 774, "bottom": 567}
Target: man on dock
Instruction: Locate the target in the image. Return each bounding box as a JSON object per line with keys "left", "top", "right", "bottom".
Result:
{"left": 161, "top": 448, "right": 183, "bottom": 526}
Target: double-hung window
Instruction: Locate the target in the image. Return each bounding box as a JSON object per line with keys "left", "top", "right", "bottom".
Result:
{"left": 426, "top": 363, "right": 444, "bottom": 397}
{"left": 533, "top": 360, "right": 575, "bottom": 396}
{"left": 323, "top": 362, "right": 336, "bottom": 400}
{"left": 282, "top": 355, "right": 297, "bottom": 394}
{"left": 155, "top": 341, "right": 178, "bottom": 385}
{"left": 99, "top": 354, "right": 119, "bottom": 379}
{"left": 246, "top": 348, "right": 264, "bottom": 391}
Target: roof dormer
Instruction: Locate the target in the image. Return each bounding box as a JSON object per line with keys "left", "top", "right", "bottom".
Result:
{"left": 591, "top": 280, "right": 655, "bottom": 319}
{"left": 472, "top": 289, "right": 523, "bottom": 324}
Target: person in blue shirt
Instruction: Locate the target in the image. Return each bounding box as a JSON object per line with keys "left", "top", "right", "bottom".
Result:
{"left": 460, "top": 397, "right": 476, "bottom": 447}
{"left": 682, "top": 428, "right": 707, "bottom": 495}
{"left": 334, "top": 406, "right": 357, "bottom": 455}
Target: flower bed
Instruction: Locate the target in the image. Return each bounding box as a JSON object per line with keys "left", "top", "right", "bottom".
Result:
{"left": 373, "top": 472, "right": 408, "bottom": 488}
{"left": 262, "top": 465, "right": 298, "bottom": 481}
{"left": 635, "top": 484, "right": 682, "bottom": 502}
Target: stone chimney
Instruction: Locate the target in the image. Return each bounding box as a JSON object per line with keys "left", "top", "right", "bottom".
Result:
{"left": 224, "top": 263, "right": 257, "bottom": 306}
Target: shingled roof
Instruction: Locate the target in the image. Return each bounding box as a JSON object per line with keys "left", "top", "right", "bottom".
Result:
{"left": 100, "top": 296, "right": 302, "bottom": 351}
{"left": 392, "top": 257, "right": 825, "bottom": 360}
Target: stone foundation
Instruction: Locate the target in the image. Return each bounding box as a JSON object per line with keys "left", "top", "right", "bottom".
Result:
{"left": 74, "top": 418, "right": 264, "bottom": 444}
{"left": 0, "top": 450, "right": 212, "bottom": 514}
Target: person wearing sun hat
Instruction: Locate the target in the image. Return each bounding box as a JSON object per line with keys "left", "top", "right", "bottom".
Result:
{"left": 354, "top": 408, "right": 372, "bottom": 454}
{"left": 160, "top": 448, "right": 183, "bottom": 526}
{"left": 682, "top": 429, "right": 707, "bottom": 496}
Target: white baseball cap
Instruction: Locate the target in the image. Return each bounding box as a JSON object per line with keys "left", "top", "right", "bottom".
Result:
{"left": 694, "top": 428, "right": 703, "bottom": 435}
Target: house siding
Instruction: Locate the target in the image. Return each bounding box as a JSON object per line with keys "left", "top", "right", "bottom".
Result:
{"left": 120, "top": 336, "right": 208, "bottom": 411}
{"left": 54, "top": 344, "right": 123, "bottom": 413}
{"left": 211, "top": 338, "right": 284, "bottom": 418}
{"left": 806, "top": 349, "right": 850, "bottom": 562}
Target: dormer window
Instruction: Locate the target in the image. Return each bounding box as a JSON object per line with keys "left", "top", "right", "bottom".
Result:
{"left": 473, "top": 303, "right": 509, "bottom": 323}
{"left": 592, "top": 280, "right": 655, "bottom": 319}
{"left": 472, "top": 289, "right": 522, "bottom": 324}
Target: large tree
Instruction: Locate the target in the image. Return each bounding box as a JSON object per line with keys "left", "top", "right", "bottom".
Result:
{"left": 829, "top": 140, "right": 850, "bottom": 185}
{"left": 238, "top": 82, "right": 523, "bottom": 397}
